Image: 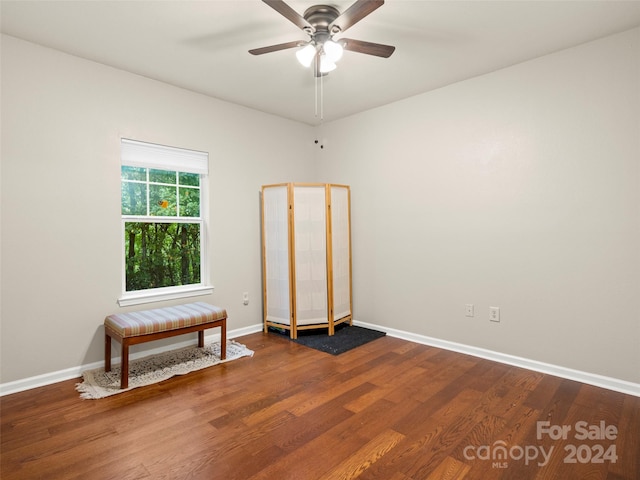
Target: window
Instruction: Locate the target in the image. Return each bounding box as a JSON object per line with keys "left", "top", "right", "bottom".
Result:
{"left": 119, "top": 139, "right": 212, "bottom": 306}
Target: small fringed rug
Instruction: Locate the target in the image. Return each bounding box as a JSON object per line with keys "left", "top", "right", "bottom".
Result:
{"left": 76, "top": 340, "right": 253, "bottom": 399}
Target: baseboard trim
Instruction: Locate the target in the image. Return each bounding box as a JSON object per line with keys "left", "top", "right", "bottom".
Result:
{"left": 0, "top": 323, "right": 264, "bottom": 397}
{"left": 2, "top": 321, "right": 637, "bottom": 398}
{"left": 354, "top": 320, "right": 640, "bottom": 397}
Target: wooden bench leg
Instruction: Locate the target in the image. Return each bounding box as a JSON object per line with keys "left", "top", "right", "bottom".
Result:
{"left": 105, "top": 333, "right": 112, "bottom": 372}
{"left": 121, "top": 341, "right": 130, "bottom": 390}
{"left": 198, "top": 330, "right": 205, "bottom": 348}
{"left": 221, "top": 320, "right": 227, "bottom": 360}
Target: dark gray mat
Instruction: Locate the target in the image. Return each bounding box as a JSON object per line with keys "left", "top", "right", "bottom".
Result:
{"left": 270, "top": 324, "right": 386, "bottom": 355}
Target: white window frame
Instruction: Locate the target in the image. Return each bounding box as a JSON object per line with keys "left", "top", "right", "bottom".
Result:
{"left": 118, "top": 139, "right": 213, "bottom": 306}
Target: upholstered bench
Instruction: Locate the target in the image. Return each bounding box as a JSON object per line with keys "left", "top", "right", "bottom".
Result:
{"left": 104, "top": 302, "right": 227, "bottom": 389}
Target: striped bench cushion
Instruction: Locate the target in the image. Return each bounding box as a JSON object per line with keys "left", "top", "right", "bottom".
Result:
{"left": 105, "top": 302, "right": 227, "bottom": 338}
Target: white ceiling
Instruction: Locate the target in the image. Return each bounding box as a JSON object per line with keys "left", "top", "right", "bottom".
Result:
{"left": 2, "top": 0, "right": 640, "bottom": 126}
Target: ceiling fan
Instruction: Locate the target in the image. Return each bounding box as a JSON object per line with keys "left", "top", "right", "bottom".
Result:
{"left": 249, "top": 0, "right": 395, "bottom": 76}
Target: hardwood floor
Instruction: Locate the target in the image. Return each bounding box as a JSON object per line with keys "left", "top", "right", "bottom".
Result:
{"left": 1, "top": 332, "right": 638, "bottom": 479}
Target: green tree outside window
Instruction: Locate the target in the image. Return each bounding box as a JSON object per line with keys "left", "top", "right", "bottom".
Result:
{"left": 121, "top": 166, "right": 202, "bottom": 292}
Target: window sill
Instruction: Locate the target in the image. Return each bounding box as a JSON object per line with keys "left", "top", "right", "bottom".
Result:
{"left": 118, "top": 285, "right": 214, "bottom": 307}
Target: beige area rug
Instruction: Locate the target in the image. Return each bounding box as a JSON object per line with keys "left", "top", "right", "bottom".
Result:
{"left": 76, "top": 340, "right": 253, "bottom": 399}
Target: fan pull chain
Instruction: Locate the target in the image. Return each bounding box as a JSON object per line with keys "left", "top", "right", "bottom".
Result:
{"left": 320, "top": 68, "right": 324, "bottom": 121}
{"left": 314, "top": 57, "right": 318, "bottom": 118}
{"left": 313, "top": 52, "right": 325, "bottom": 121}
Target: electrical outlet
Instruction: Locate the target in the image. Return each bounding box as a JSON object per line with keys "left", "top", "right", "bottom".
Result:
{"left": 465, "top": 304, "right": 474, "bottom": 317}
{"left": 489, "top": 306, "right": 500, "bottom": 322}
{"left": 243, "top": 292, "right": 249, "bottom": 306}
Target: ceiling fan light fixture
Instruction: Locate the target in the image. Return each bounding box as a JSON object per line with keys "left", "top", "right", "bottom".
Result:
{"left": 323, "top": 39, "right": 343, "bottom": 63}
{"left": 319, "top": 55, "right": 337, "bottom": 73}
{"left": 296, "top": 43, "right": 317, "bottom": 67}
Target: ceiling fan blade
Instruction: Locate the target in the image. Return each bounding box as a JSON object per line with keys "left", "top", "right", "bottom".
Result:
{"left": 329, "top": 0, "right": 384, "bottom": 33}
{"left": 249, "top": 40, "right": 302, "bottom": 56}
{"left": 341, "top": 38, "right": 395, "bottom": 58}
{"left": 263, "top": 0, "right": 314, "bottom": 32}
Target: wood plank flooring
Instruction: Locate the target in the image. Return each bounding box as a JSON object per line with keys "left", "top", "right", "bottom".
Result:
{"left": 1, "top": 332, "right": 638, "bottom": 479}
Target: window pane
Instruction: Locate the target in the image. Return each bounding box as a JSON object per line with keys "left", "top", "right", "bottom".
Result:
{"left": 124, "top": 222, "right": 201, "bottom": 291}
{"left": 179, "top": 172, "right": 200, "bottom": 187}
{"left": 121, "top": 181, "right": 147, "bottom": 215}
{"left": 179, "top": 187, "right": 200, "bottom": 217}
{"left": 149, "top": 184, "right": 177, "bottom": 216}
{"left": 149, "top": 169, "right": 177, "bottom": 184}
{"left": 121, "top": 165, "right": 146, "bottom": 181}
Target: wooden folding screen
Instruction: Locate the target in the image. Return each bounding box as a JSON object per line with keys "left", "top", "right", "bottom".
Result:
{"left": 261, "top": 183, "right": 352, "bottom": 338}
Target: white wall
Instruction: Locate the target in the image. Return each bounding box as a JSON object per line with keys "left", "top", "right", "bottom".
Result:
{"left": 316, "top": 28, "right": 640, "bottom": 384}
{"left": 0, "top": 35, "right": 316, "bottom": 383}
{"left": 2, "top": 27, "right": 639, "bottom": 388}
